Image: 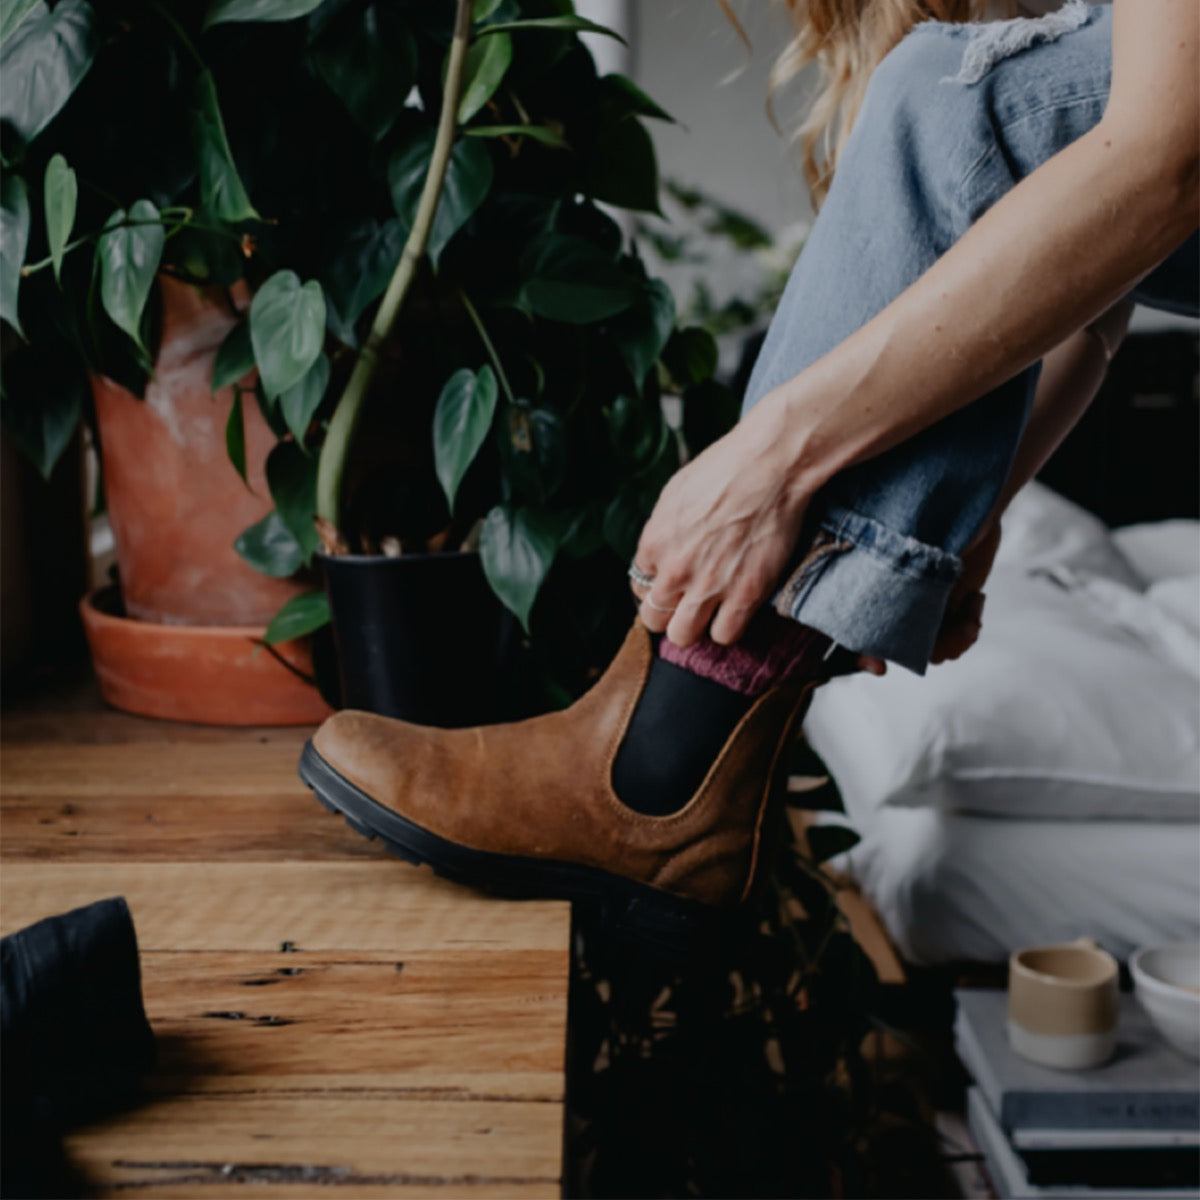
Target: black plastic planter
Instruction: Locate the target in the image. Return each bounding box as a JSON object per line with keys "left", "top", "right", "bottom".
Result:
{"left": 321, "top": 551, "right": 519, "bottom": 727}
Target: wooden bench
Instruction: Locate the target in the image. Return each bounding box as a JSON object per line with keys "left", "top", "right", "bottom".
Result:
{"left": 1, "top": 692, "right": 571, "bottom": 1197}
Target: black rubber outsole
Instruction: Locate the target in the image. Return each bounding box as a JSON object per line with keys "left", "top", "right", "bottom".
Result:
{"left": 298, "top": 740, "right": 735, "bottom": 957}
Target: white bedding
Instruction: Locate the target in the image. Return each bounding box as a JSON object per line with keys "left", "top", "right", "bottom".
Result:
{"left": 827, "top": 807, "right": 1200, "bottom": 965}
{"left": 804, "top": 483, "right": 1200, "bottom": 964}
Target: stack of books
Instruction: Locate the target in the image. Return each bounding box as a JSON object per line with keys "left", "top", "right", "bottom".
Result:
{"left": 954, "top": 989, "right": 1200, "bottom": 1199}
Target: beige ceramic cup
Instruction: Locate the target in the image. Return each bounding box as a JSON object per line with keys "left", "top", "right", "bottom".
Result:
{"left": 1008, "top": 937, "right": 1119, "bottom": 1070}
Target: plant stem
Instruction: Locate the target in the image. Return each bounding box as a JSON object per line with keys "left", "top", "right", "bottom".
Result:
{"left": 459, "top": 289, "right": 515, "bottom": 406}
{"left": 149, "top": 0, "right": 207, "bottom": 71}
{"left": 315, "top": 0, "right": 476, "bottom": 531}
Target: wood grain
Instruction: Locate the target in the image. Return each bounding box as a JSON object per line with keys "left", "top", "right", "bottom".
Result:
{"left": 1, "top": 697, "right": 571, "bottom": 1198}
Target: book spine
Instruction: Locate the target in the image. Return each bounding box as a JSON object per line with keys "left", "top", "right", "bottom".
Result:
{"left": 1003, "top": 1092, "right": 1200, "bottom": 1132}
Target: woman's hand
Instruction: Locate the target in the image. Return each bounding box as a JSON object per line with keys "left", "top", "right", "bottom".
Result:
{"left": 929, "top": 520, "right": 1001, "bottom": 665}
{"left": 631, "top": 402, "right": 814, "bottom": 648}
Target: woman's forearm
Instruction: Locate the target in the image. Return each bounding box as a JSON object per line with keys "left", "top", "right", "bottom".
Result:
{"left": 993, "top": 299, "right": 1134, "bottom": 516}
{"left": 752, "top": 3, "right": 1198, "bottom": 505}
{"left": 758, "top": 118, "right": 1196, "bottom": 504}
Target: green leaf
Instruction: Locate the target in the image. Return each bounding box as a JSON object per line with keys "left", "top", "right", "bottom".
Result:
{"left": 98, "top": 200, "right": 164, "bottom": 355}
{"left": 225, "top": 391, "right": 247, "bottom": 485}
{"left": 477, "top": 16, "right": 627, "bottom": 43}
{"left": 0, "top": 0, "right": 96, "bottom": 145}
{"left": 498, "top": 403, "right": 566, "bottom": 504}
{"left": 606, "top": 392, "right": 662, "bottom": 468}
{"left": 472, "top": 0, "right": 505, "bottom": 22}
{"left": 249, "top": 270, "right": 326, "bottom": 400}
{"left": 311, "top": 4, "right": 416, "bottom": 142}
{"left": 234, "top": 510, "right": 305, "bottom": 577}
{"left": 457, "top": 30, "right": 512, "bottom": 124}
{"left": 517, "top": 234, "right": 638, "bottom": 325}
{"left": 805, "top": 824, "right": 861, "bottom": 865}
{"left": 433, "top": 365, "right": 498, "bottom": 512}
{"left": 204, "top": 0, "right": 323, "bottom": 29}
{"left": 43, "top": 152, "right": 75, "bottom": 283}
{"left": 463, "top": 123, "right": 567, "bottom": 149}
{"left": 266, "top": 440, "right": 319, "bottom": 562}
{"left": 211, "top": 321, "right": 254, "bottom": 392}
{"left": 389, "top": 133, "right": 493, "bottom": 268}
{"left": 322, "top": 218, "right": 404, "bottom": 339}
{"left": 586, "top": 110, "right": 660, "bottom": 214}
{"left": 601, "top": 487, "right": 646, "bottom": 561}
{"left": 610, "top": 279, "right": 674, "bottom": 389}
{"left": 0, "top": 361, "right": 82, "bottom": 478}
{"left": 192, "top": 71, "right": 258, "bottom": 223}
{"left": 279, "top": 352, "right": 329, "bottom": 445}
{"left": 480, "top": 504, "right": 560, "bottom": 632}
{"left": 263, "top": 590, "right": 331, "bottom": 645}
{"left": 600, "top": 73, "right": 675, "bottom": 122}
{"left": 0, "top": 0, "right": 40, "bottom": 45}
{"left": 661, "top": 325, "right": 718, "bottom": 388}
{"left": 0, "top": 173, "right": 29, "bottom": 337}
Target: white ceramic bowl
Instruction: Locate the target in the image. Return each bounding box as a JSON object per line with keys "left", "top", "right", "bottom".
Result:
{"left": 1130, "top": 942, "right": 1200, "bottom": 1059}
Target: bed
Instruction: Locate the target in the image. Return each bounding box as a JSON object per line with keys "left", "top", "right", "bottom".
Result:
{"left": 804, "top": 478, "right": 1200, "bottom": 965}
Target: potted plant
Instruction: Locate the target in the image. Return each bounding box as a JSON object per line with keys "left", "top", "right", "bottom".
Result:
{"left": 1, "top": 0, "right": 738, "bottom": 724}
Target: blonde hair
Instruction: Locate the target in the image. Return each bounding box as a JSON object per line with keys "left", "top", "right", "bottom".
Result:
{"left": 724, "top": 1, "right": 1007, "bottom": 207}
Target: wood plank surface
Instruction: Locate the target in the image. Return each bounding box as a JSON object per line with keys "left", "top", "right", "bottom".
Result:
{"left": 0, "top": 686, "right": 570, "bottom": 1198}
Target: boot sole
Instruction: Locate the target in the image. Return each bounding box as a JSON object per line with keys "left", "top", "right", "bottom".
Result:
{"left": 299, "top": 740, "right": 734, "bottom": 957}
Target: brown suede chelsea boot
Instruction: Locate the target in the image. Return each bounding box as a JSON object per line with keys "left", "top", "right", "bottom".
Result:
{"left": 299, "top": 622, "right": 817, "bottom": 947}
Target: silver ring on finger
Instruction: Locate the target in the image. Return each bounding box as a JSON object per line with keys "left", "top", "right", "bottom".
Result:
{"left": 627, "top": 562, "right": 656, "bottom": 589}
{"left": 643, "top": 598, "right": 676, "bottom": 614}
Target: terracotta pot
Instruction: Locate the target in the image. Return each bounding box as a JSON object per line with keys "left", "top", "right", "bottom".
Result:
{"left": 81, "top": 586, "right": 331, "bottom": 726}
{"left": 93, "top": 275, "right": 303, "bottom": 626}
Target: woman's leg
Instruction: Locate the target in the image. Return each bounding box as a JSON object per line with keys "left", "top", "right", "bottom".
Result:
{"left": 740, "top": 4, "right": 1119, "bottom": 672}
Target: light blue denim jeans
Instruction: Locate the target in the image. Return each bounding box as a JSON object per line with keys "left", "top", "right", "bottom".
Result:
{"left": 744, "top": 3, "right": 1199, "bottom": 672}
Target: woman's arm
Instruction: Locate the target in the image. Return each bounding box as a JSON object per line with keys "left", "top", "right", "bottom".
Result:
{"left": 636, "top": 0, "right": 1198, "bottom": 648}
{"left": 928, "top": 298, "right": 1134, "bottom": 665}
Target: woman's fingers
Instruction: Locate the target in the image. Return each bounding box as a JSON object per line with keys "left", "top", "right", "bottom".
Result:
{"left": 664, "top": 595, "right": 718, "bottom": 647}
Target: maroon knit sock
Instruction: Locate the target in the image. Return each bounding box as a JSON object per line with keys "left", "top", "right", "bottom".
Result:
{"left": 657, "top": 609, "right": 834, "bottom": 696}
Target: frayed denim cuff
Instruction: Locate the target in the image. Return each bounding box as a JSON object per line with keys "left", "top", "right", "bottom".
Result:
{"left": 772, "top": 505, "right": 962, "bottom": 674}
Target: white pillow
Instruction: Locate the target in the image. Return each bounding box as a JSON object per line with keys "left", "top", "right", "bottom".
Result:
{"left": 804, "top": 566, "right": 1200, "bottom": 823}
{"left": 1113, "top": 520, "right": 1200, "bottom": 585}
{"left": 995, "top": 480, "right": 1141, "bottom": 585}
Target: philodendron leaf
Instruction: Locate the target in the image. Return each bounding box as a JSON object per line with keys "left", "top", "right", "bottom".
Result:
{"left": 600, "top": 73, "right": 675, "bottom": 123}
{"left": 517, "top": 234, "right": 638, "bottom": 324}
{"left": 278, "top": 351, "right": 329, "bottom": 445}
{"left": 266, "top": 440, "right": 319, "bottom": 562}
{"left": 661, "top": 325, "right": 718, "bottom": 388}
{"left": 204, "top": 0, "right": 323, "bottom": 29}
{"left": 312, "top": 4, "right": 416, "bottom": 142}
{"left": 471, "top": 0, "right": 505, "bottom": 22}
{"left": 477, "top": 16, "right": 627, "bottom": 42}
{"left": 323, "top": 217, "right": 404, "bottom": 339}
{"left": 433, "top": 364, "right": 498, "bottom": 512}
{"left": 0, "top": 174, "right": 30, "bottom": 337}
{"left": 0, "top": 0, "right": 41, "bottom": 45}
{"left": 43, "top": 152, "right": 76, "bottom": 283}
{"left": 225, "top": 390, "right": 247, "bottom": 485}
{"left": 249, "top": 270, "right": 326, "bottom": 399}
{"left": 463, "top": 123, "right": 567, "bottom": 149}
{"left": 498, "top": 404, "right": 566, "bottom": 504}
{"left": 193, "top": 70, "right": 258, "bottom": 223}
{"left": 586, "top": 108, "right": 660, "bottom": 214}
{"left": 0, "top": 0, "right": 96, "bottom": 145}
{"left": 480, "top": 504, "right": 560, "bottom": 632}
{"left": 389, "top": 133, "right": 493, "bottom": 268}
{"left": 211, "top": 321, "right": 255, "bottom": 392}
{"left": 234, "top": 509, "right": 305, "bottom": 577}
{"left": 610, "top": 278, "right": 675, "bottom": 390}
{"left": 804, "top": 824, "right": 861, "bottom": 865}
{"left": 98, "top": 199, "right": 164, "bottom": 355}
{"left": 263, "top": 589, "right": 330, "bottom": 645}
{"left": 456, "top": 30, "right": 511, "bottom": 124}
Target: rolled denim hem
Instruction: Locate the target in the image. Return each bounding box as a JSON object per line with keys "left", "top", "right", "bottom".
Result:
{"left": 773, "top": 506, "right": 961, "bottom": 675}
